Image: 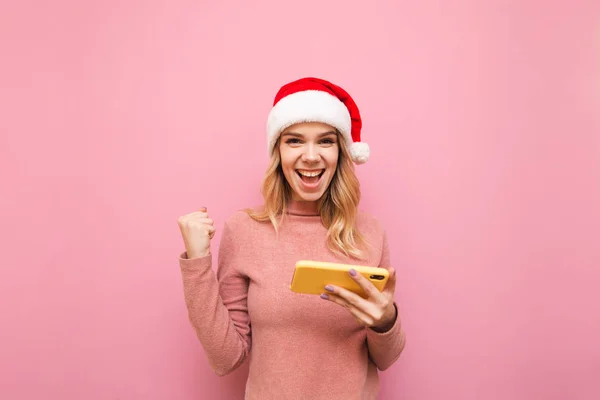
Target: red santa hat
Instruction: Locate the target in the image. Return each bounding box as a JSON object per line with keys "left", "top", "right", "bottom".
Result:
{"left": 266, "top": 77, "right": 370, "bottom": 164}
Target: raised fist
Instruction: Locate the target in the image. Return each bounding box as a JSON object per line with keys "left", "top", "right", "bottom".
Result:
{"left": 177, "top": 207, "right": 216, "bottom": 259}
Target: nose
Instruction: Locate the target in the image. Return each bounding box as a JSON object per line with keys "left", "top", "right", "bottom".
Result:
{"left": 301, "top": 143, "right": 320, "bottom": 163}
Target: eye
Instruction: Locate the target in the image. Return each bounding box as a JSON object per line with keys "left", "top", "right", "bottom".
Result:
{"left": 286, "top": 138, "right": 302, "bottom": 144}
{"left": 320, "top": 138, "right": 336, "bottom": 145}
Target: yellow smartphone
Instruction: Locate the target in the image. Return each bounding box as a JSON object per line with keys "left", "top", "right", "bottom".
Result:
{"left": 289, "top": 260, "right": 389, "bottom": 298}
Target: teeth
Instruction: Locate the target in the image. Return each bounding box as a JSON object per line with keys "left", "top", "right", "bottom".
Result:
{"left": 299, "top": 170, "right": 321, "bottom": 177}
{"left": 298, "top": 170, "right": 323, "bottom": 177}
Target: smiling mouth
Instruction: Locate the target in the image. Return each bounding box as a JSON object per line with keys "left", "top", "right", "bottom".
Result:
{"left": 296, "top": 169, "right": 325, "bottom": 184}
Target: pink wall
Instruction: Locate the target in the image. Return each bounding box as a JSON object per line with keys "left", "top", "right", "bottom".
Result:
{"left": 1, "top": 1, "right": 599, "bottom": 399}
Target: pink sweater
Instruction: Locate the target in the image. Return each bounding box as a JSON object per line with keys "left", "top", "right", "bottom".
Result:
{"left": 179, "top": 201, "right": 406, "bottom": 399}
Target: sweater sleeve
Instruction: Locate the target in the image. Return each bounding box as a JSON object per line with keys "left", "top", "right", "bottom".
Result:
{"left": 178, "top": 220, "right": 251, "bottom": 376}
{"left": 365, "top": 230, "right": 407, "bottom": 371}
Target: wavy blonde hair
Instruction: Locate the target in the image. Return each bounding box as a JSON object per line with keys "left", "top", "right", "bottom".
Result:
{"left": 246, "top": 132, "right": 367, "bottom": 259}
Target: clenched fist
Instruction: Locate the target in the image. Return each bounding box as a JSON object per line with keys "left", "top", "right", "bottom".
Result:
{"left": 177, "top": 207, "right": 216, "bottom": 259}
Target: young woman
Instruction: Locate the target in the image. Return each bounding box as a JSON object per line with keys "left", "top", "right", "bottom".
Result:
{"left": 177, "top": 77, "right": 406, "bottom": 399}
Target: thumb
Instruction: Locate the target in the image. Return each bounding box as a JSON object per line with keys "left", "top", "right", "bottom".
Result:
{"left": 383, "top": 268, "right": 397, "bottom": 295}
{"left": 198, "top": 206, "right": 207, "bottom": 212}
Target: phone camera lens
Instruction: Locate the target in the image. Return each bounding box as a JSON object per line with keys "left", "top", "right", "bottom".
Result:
{"left": 370, "top": 275, "right": 384, "bottom": 280}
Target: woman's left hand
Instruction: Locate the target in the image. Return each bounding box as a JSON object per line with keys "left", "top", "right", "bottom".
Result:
{"left": 321, "top": 268, "right": 398, "bottom": 332}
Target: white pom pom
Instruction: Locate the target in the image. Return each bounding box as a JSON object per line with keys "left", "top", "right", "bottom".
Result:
{"left": 350, "top": 142, "right": 370, "bottom": 164}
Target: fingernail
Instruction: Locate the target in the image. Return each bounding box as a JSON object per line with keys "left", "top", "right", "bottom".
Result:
{"left": 320, "top": 293, "right": 329, "bottom": 300}
{"left": 324, "top": 285, "right": 334, "bottom": 292}
{"left": 349, "top": 269, "right": 357, "bottom": 277}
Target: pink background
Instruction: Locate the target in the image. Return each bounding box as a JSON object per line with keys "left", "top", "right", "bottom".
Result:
{"left": 1, "top": 1, "right": 599, "bottom": 399}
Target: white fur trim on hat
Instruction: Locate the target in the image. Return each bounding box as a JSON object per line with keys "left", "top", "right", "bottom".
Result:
{"left": 266, "top": 90, "right": 352, "bottom": 154}
{"left": 350, "top": 142, "right": 370, "bottom": 164}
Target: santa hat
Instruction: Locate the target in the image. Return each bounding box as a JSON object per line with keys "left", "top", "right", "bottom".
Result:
{"left": 266, "top": 77, "right": 370, "bottom": 164}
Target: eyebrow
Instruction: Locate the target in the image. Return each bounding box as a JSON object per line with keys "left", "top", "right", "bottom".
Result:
{"left": 281, "top": 131, "right": 337, "bottom": 138}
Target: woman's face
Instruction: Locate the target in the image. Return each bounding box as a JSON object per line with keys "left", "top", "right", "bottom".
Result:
{"left": 278, "top": 122, "right": 340, "bottom": 202}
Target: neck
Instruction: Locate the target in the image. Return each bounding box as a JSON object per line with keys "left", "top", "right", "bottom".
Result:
{"left": 287, "top": 198, "right": 320, "bottom": 216}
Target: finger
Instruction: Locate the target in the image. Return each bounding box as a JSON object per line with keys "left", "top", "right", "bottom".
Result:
{"left": 207, "top": 226, "right": 216, "bottom": 239}
{"left": 382, "top": 268, "right": 397, "bottom": 296}
{"left": 324, "top": 284, "right": 373, "bottom": 314}
{"left": 197, "top": 206, "right": 207, "bottom": 212}
{"left": 196, "top": 218, "right": 214, "bottom": 226}
{"left": 348, "top": 268, "right": 380, "bottom": 299}
{"left": 179, "top": 211, "right": 208, "bottom": 222}
{"left": 321, "top": 293, "right": 374, "bottom": 326}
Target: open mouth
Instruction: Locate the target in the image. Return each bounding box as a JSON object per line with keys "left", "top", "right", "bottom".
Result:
{"left": 296, "top": 169, "right": 325, "bottom": 185}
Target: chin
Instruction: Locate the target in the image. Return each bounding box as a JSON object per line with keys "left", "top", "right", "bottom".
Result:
{"left": 295, "top": 192, "right": 325, "bottom": 202}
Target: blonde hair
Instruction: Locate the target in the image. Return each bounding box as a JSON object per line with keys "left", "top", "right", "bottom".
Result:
{"left": 246, "top": 132, "right": 367, "bottom": 259}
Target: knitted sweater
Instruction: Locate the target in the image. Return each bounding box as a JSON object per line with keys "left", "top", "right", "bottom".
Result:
{"left": 178, "top": 201, "right": 406, "bottom": 399}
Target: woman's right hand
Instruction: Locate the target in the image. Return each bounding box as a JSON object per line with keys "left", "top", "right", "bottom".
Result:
{"left": 177, "top": 207, "right": 216, "bottom": 259}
